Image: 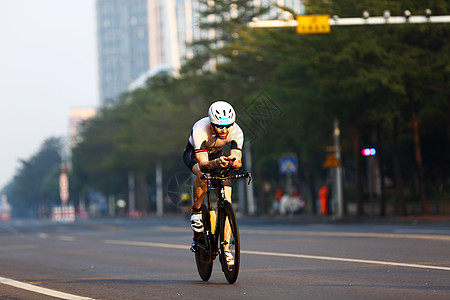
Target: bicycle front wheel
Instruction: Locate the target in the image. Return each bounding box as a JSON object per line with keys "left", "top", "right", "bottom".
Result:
{"left": 219, "top": 201, "right": 240, "bottom": 284}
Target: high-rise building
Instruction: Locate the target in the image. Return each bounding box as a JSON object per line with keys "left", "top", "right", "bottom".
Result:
{"left": 96, "top": 0, "right": 304, "bottom": 105}
{"left": 96, "top": 0, "right": 150, "bottom": 103}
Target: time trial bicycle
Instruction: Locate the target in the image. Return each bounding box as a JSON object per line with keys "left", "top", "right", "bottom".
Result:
{"left": 190, "top": 165, "right": 251, "bottom": 284}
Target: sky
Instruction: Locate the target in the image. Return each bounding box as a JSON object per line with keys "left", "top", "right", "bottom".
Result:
{"left": 0, "top": 0, "right": 98, "bottom": 190}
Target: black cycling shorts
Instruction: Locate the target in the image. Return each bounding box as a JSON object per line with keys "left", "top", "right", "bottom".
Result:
{"left": 183, "top": 142, "right": 222, "bottom": 173}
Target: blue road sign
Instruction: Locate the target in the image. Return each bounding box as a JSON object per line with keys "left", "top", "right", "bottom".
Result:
{"left": 280, "top": 155, "right": 297, "bottom": 174}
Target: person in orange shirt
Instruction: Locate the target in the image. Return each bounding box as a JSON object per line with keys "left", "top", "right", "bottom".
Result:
{"left": 319, "top": 184, "right": 329, "bottom": 215}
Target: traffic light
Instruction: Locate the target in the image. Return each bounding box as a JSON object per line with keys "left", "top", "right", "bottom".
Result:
{"left": 362, "top": 148, "right": 376, "bottom": 156}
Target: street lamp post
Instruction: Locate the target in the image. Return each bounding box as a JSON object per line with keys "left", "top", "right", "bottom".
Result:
{"left": 249, "top": 10, "right": 450, "bottom": 30}
{"left": 333, "top": 119, "right": 344, "bottom": 218}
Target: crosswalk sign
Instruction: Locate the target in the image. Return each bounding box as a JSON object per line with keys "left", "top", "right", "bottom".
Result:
{"left": 280, "top": 155, "right": 297, "bottom": 174}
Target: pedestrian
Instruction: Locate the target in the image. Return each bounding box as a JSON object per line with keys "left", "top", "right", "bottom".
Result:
{"left": 319, "top": 184, "right": 329, "bottom": 215}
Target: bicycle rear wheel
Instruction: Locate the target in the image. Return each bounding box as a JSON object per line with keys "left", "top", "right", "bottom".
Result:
{"left": 219, "top": 201, "right": 240, "bottom": 284}
{"left": 194, "top": 205, "right": 213, "bottom": 281}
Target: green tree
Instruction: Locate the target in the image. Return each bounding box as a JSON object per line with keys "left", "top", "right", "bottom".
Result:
{"left": 6, "top": 137, "right": 63, "bottom": 217}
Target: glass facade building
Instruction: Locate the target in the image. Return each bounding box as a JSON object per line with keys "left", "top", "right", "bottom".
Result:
{"left": 96, "top": 0, "right": 150, "bottom": 103}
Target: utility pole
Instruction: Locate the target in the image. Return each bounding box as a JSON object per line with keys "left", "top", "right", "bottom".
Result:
{"left": 156, "top": 160, "right": 163, "bottom": 216}
{"left": 128, "top": 172, "right": 135, "bottom": 213}
{"left": 245, "top": 144, "right": 255, "bottom": 216}
{"left": 334, "top": 119, "right": 343, "bottom": 218}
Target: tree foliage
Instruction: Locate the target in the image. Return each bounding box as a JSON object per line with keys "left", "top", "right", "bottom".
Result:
{"left": 3, "top": 137, "right": 63, "bottom": 217}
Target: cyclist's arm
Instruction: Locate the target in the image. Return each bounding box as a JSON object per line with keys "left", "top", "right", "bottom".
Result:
{"left": 196, "top": 151, "right": 222, "bottom": 171}
{"left": 229, "top": 149, "right": 242, "bottom": 169}
{"left": 228, "top": 127, "right": 243, "bottom": 169}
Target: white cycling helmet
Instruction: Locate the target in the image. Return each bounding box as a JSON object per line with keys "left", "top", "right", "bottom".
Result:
{"left": 208, "top": 101, "right": 236, "bottom": 126}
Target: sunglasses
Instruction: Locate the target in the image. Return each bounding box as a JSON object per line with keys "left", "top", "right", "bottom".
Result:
{"left": 213, "top": 123, "right": 233, "bottom": 129}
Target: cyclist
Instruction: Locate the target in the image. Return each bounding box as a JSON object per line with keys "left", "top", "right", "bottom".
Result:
{"left": 183, "top": 101, "right": 244, "bottom": 264}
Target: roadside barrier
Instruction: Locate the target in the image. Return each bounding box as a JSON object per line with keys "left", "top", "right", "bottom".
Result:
{"left": 51, "top": 205, "right": 76, "bottom": 223}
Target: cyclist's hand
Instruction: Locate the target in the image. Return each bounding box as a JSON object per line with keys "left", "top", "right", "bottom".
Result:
{"left": 228, "top": 155, "right": 241, "bottom": 169}
{"left": 217, "top": 156, "right": 229, "bottom": 168}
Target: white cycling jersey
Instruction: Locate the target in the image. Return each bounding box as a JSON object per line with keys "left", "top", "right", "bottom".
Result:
{"left": 188, "top": 117, "right": 244, "bottom": 154}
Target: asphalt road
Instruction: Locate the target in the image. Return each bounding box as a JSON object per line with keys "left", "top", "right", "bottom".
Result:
{"left": 1, "top": 216, "right": 450, "bottom": 300}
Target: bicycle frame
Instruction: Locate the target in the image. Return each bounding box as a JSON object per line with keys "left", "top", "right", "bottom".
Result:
{"left": 203, "top": 171, "right": 251, "bottom": 242}
{"left": 192, "top": 168, "right": 251, "bottom": 283}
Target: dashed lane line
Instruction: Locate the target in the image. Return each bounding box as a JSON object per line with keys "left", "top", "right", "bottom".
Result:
{"left": 58, "top": 235, "right": 76, "bottom": 241}
{"left": 104, "top": 239, "right": 188, "bottom": 250}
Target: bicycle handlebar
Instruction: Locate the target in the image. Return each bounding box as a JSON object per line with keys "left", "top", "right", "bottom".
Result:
{"left": 201, "top": 171, "right": 252, "bottom": 185}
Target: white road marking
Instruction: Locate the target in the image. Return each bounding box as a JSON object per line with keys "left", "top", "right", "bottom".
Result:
{"left": 38, "top": 233, "right": 48, "bottom": 239}
{"left": 0, "top": 276, "right": 93, "bottom": 300}
{"left": 240, "top": 229, "right": 450, "bottom": 242}
{"left": 58, "top": 236, "right": 76, "bottom": 241}
{"left": 158, "top": 226, "right": 450, "bottom": 242}
{"left": 104, "top": 239, "right": 450, "bottom": 272}
{"left": 104, "top": 239, "right": 188, "bottom": 250}
{"left": 38, "top": 233, "right": 76, "bottom": 241}
{"left": 240, "top": 250, "right": 450, "bottom": 271}
{"left": 0, "top": 245, "right": 37, "bottom": 251}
